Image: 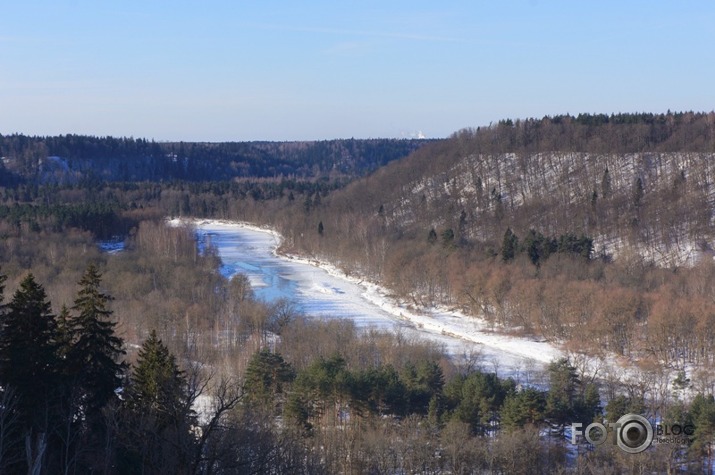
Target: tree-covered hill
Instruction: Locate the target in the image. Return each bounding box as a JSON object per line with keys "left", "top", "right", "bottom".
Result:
{"left": 296, "top": 112, "right": 715, "bottom": 268}
{"left": 0, "top": 134, "right": 431, "bottom": 184}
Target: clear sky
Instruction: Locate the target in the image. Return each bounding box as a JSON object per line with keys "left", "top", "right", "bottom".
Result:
{"left": 1, "top": 1, "right": 714, "bottom": 141}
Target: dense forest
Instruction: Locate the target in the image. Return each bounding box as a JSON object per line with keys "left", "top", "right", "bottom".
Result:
{"left": 0, "top": 135, "right": 429, "bottom": 184}
{"left": 2, "top": 111, "right": 715, "bottom": 472}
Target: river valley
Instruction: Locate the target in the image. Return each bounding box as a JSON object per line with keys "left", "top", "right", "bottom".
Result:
{"left": 189, "top": 219, "right": 564, "bottom": 380}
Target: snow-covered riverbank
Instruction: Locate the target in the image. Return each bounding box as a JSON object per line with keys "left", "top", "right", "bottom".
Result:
{"left": 172, "top": 218, "right": 567, "bottom": 378}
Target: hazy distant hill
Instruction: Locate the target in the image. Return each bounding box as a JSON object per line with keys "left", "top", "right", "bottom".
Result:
{"left": 0, "top": 135, "right": 431, "bottom": 184}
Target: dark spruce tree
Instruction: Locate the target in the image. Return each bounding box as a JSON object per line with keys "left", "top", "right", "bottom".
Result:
{"left": 119, "top": 330, "right": 196, "bottom": 474}
{"left": 0, "top": 274, "right": 62, "bottom": 408}
{"left": 601, "top": 167, "right": 612, "bottom": 198}
{"left": 126, "top": 330, "right": 190, "bottom": 424}
{"left": 0, "top": 269, "right": 5, "bottom": 307}
{"left": 0, "top": 274, "right": 62, "bottom": 474}
{"left": 501, "top": 228, "right": 519, "bottom": 261}
{"left": 441, "top": 228, "right": 455, "bottom": 248}
{"left": 55, "top": 305, "right": 73, "bottom": 359}
{"left": 0, "top": 269, "right": 19, "bottom": 474}
{"left": 427, "top": 227, "right": 438, "bottom": 245}
{"left": 633, "top": 177, "right": 644, "bottom": 209}
{"left": 68, "top": 264, "right": 127, "bottom": 421}
{"left": 243, "top": 349, "right": 295, "bottom": 412}
{"left": 545, "top": 358, "right": 579, "bottom": 430}
{"left": 501, "top": 387, "right": 546, "bottom": 431}
{"left": 545, "top": 358, "right": 599, "bottom": 433}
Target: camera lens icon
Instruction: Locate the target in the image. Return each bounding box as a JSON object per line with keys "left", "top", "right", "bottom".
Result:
{"left": 616, "top": 414, "right": 653, "bottom": 454}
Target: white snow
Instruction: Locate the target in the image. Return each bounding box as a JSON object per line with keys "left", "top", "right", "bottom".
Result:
{"left": 175, "top": 218, "right": 566, "bottom": 378}
{"left": 165, "top": 217, "right": 704, "bottom": 407}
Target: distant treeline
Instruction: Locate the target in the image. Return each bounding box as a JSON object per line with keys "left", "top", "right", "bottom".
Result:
{"left": 0, "top": 135, "right": 430, "bottom": 184}
{"left": 0, "top": 178, "right": 339, "bottom": 239}
{"left": 456, "top": 111, "right": 715, "bottom": 153}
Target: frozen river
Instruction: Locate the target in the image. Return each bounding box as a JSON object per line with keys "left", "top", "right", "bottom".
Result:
{"left": 192, "top": 220, "right": 562, "bottom": 378}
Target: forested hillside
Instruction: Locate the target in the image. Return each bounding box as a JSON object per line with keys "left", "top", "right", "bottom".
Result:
{"left": 305, "top": 112, "right": 715, "bottom": 266}
{"left": 0, "top": 135, "right": 429, "bottom": 184}
{"left": 245, "top": 112, "right": 715, "bottom": 377}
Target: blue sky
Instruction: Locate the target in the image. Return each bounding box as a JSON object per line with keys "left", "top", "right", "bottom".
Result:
{"left": 1, "top": 1, "right": 713, "bottom": 141}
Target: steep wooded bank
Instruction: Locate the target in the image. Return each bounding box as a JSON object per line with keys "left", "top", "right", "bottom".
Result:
{"left": 293, "top": 112, "right": 715, "bottom": 266}
{"left": 335, "top": 149, "right": 714, "bottom": 266}
{"left": 245, "top": 113, "right": 715, "bottom": 377}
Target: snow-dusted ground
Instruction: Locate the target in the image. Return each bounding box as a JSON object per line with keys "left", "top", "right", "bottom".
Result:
{"left": 185, "top": 219, "right": 563, "bottom": 379}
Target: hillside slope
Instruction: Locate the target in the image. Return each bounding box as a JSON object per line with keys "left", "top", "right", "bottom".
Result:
{"left": 374, "top": 150, "right": 714, "bottom": 266}
{"left": 313, "top": 112, "right": 715, "bottom": 267}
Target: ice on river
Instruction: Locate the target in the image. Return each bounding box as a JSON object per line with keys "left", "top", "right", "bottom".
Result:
{"left": 185, "top": 219, "right": 562, "bottom": 378}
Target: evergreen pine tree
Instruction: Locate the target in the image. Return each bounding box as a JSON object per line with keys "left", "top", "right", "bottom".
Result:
{"left": 633, "top": 177, "right": 644, "bottom": 210}
{"left": 501, "top": 387, "right": 546, "bottom": 431}
{"left": 458, "top": 209, "right": 468, "bottom": 243}
{"left": 501, "top": 228, "right": 519, "bottom": 261}
{"left": 545, "top": 358, "right": 579, "bottom": 429}
{"left": 120, "top": 330, "right": 195, "bottom": 474}
{"left": 601, "top": 167, "right": 612, "bottom": 198}
{"left": 0, "top": 269, "right": 5, "bottom": 308}
{"left": 55, "top": 305, "right": 73, "bottom": 360}
{"left": 0, "top": 274, "right": 63, "bottom": 473}
{"left": 243, "top": 349, "right": 295, "bottom": 411}
{"left": 491, "top": 188, "right": 505, "bottom": 222}
{"left": 525, "top": 230, "right": 541, "bottom": 265}
{"left": 68, "top": 265, "right": 127, "bottom": 420}
{"left": 604, "top": 395, "right": 645, "bottom": 423}
{"left": 427, "top": 228, "right": 438, "bottom": 245}
{"left": 441, "top": 228, "right": 455, "bottom": 248}
{"left": 127, "top": 330, "right": 190, "bottom": 426}
{"left": 687, "top": 394, "right": 715, "bottom": 457}
{"left": 575, "top": 382, "right": 601, "bottom": 423}
{"left": 0, "top": 274, "right": 61, "bottom": 428}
